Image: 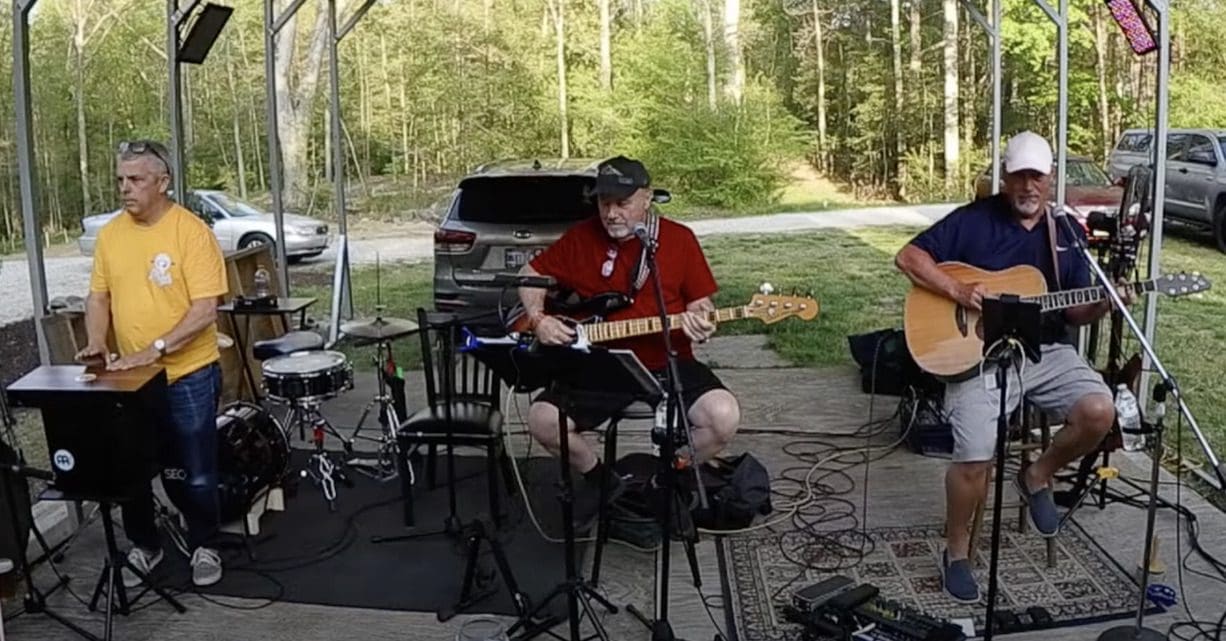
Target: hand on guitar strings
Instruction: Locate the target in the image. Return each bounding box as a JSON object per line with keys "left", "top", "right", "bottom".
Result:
{"left": 681, "top": 299, "right": 717, "bottom": 343}
{"left": 954, "top": 282, "right": 989, "bottom": 312}
{"left": 533, "top": 315, "right": 577, "bottom": 346}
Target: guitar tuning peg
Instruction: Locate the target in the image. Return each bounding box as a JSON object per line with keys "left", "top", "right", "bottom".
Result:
{"left": 759, "top": 282, "right": 774, "bottom": 295}
{"left": 805, "top": 289, "right": 814, "bottom": 298}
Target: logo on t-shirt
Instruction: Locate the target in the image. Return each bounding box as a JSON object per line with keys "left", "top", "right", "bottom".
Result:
{"left": 149, "top": 252, "right": 173, "bottom": 287}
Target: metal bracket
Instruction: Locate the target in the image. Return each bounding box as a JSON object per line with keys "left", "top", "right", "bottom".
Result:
{"left": 171, "top": 0, "right": 204, "bottom": 27}
{"left": 274, "top": 0, "right": 312, "bottom": 34}
{"left": 960, "top": 0, "right": 997, "bottom": 38}
{"left": 339, "top": 0, "right": 380, "bottom": 40}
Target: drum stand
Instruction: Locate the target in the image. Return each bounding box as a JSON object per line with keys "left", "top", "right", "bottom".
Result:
{"left": 344, "top": 338, "right": 405, "bottom": 482}
{"left": 285, "top": 398, "right": 353, "bottom": 512}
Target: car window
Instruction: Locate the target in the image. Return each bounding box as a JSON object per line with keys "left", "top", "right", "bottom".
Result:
{"left": 1167, "top": 133, "right": 1190, "bottom": 160}
{"left": 210, "top": 193, "right": 265, "bottom": 217}
{"left": 1185, "top": 136, "right": 1218, "bottom": 166}
{"left": 453, "top": 176, "right": 598, "bottom": 223}
{"left": 1066, "top": 161, "right": 1112, "bottom": 186}
{"left": 1220, "top": 136, "right": 1226, "bottom": 159}
{"left": 1116, "top": 132, "right": 1151, "bottom": 152}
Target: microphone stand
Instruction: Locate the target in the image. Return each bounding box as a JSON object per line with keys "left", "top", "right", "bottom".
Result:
{"left": 1055, "top": 211, "right": 1226, "bottom": 489}
{"left": 1053, "top": 211, "right": 1224, "bottom": 641}
{"left": 632, "top": 228, "right": 706, "bottom": 641}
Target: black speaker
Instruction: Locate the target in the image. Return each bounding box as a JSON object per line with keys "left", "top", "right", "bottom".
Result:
{"left": 178, "top": 3, "right": 233, "bottom": 65}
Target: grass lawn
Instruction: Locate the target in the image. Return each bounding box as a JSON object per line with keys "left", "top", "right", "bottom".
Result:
{"left": 301, "top": 225, "right": 1226, "bottom": 465}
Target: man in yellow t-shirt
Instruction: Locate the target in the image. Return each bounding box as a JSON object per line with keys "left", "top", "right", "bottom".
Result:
{"left": 75, "top": 140, "right": 229, "bottom": 588}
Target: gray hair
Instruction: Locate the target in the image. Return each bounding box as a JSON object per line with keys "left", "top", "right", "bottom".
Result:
{"left": 117, "top": 140, "right": 173, "bottom": 179}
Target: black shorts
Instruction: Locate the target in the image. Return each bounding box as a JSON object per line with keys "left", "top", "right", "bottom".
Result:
{"left": 532, "top": 359, "right": 727, "bottom": 432}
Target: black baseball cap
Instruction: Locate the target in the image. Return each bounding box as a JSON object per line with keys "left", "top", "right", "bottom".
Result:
{"left": 595, "top": 156, "right": 651, "bottom": 199}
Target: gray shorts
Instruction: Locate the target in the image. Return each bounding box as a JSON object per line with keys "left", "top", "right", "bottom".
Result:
{"left": 945, "top": 343, "right": 1112, "bottom": 462}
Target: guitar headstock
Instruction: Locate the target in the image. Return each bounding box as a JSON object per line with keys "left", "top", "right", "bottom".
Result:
{"left": 746, "top": 293, "right": 820, "bottom": 324}
{"left": 1152, "top": 271, "right": 1212, "bottom": 296}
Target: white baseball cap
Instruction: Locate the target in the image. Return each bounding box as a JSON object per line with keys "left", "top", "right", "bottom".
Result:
{"left": 1003, "top": 131, "right": 1053, "bottom": 175}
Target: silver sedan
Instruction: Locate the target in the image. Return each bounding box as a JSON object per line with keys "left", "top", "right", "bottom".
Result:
{"left": 78, "top": 189, "right": 331, "bottom": 262}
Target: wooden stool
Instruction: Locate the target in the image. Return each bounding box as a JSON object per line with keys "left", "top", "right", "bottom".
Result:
{"left": 966, "top": 403, "right": 1058, "bottom": 568}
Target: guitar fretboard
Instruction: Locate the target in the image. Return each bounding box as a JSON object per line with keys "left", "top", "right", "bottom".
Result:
{"left": 1022, "top": 281, "right": 1156, "bottom": 311}
{"left": 584, "top": 307, "right": 750, "bottom": 343}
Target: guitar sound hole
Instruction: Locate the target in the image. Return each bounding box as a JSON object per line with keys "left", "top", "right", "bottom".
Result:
{"left": 974, "top": 317, "right": 984, "bottom": 341}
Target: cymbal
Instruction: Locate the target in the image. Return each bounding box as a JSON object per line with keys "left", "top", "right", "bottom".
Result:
{"left": 340, "top": 316, "right": 419, "bottom": 340}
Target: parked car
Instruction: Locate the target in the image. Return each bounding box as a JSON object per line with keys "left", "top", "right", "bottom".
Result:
{"left": 1108, "top": 127, "right": 1226, "bottom": 250}
{"left": 78, "top": 190, "right": 331, "bottom": 261}
{"left": 973, "top": 155, "right": 1124, "bottom": 229}
{"left": 432, "top": 158, "right": 669, "bottom": 326}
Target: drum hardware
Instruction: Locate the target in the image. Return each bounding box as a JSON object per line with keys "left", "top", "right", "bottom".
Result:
{"left": 343, "top": 336, "right": 408, "bottom": 482}
{"left": 339, "top": 314, "right": 419, "bottom": 341}
{"left": 284, "top": 396, "right": 353, "bottom": 512}
{"left": 260, "top": 350, "right": 356, "bottom": 511}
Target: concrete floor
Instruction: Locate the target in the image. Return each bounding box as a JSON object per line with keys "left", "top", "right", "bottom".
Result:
{"left": 4, "top": 336, "right": 1225, "bottom": 641}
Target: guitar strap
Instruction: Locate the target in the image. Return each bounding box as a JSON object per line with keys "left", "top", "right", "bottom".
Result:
{"left": 1045, "top": 207, "right": 1062, "bottom": 290}
{"left": 628, "top": 211, "right": 660, "bottom": 296}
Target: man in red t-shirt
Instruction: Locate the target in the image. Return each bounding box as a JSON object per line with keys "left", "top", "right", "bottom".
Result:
{"left": 517, "top": 156, "right": 741, "bottom": 525}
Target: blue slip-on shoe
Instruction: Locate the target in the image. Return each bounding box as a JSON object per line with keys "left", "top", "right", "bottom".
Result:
{"left": 1015, "top": 472, "right": 1061, "bottom": 538}
{"left": 939, "top": 549, "right": 981, "bottom": 604}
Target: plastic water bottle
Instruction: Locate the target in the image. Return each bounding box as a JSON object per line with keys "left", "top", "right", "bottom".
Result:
{"left": 253, "top": 264, "right": 271, "bottom": 299}
{"left": 1115, "top": 384, "right": 1143, "bottom": 451}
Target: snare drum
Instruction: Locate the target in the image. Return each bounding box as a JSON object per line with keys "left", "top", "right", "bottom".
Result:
{"left": 261, "top": 350, "right": 354, "bottom": 402}
{"left": 216, "top": 402, "right": 289, "bottom": 522}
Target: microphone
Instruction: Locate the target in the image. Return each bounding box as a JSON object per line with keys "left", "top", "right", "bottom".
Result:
{"left": 632, "top": 223, "right": 654, "bottom": 248}
{"left": 491, "top": 273, "right": 556, "bottom": 289}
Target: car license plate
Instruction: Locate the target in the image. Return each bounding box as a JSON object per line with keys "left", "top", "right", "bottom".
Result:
{"left": 504, "top": 247, "right": 543, "bottom": 269}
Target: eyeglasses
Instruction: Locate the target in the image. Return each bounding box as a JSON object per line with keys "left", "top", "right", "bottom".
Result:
{"left": 600, "top": 247, "right": 618, "bottom": 278}
{"left": 118, "top": 140, "right": 172, "bottom": 176}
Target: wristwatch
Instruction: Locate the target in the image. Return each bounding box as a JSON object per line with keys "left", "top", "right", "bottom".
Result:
{"left": 153, "top": 338, "right": 167, "bottom": 356}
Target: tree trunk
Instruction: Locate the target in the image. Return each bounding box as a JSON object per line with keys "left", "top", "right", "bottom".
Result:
{"left": 723, "top": 0, "right": 744, "bottom": 104}
{"left": 1093, "top": 2, "right": 1111, "bottom": 162}
{"left": 550, "top": 0, "right": 570, "bottom": 158}
{"left": 599, "top": 0, "right": 612, "bottom": 91}
{"left": 890, "top": 0, "right": 903, "bottom": 194}
{"left": 942, "top": 0, "right": 959, "bottom": 191}
{"left": 812, "top": 0, "right": 828, "bottom": 171}
{"left": 276, "top": 0, "right": 336, "bottom": 209}
{"left": 701, "top": 0, "right": 717, "bottom": 110}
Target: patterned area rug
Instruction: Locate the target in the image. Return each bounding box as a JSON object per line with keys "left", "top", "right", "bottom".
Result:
{"left": 723, "top": 521, "right": 1156, "bottom": 640}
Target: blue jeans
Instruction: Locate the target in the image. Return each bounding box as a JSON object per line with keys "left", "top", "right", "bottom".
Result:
{"left": 122, "top": 362, "right": 222, "bottom": 551}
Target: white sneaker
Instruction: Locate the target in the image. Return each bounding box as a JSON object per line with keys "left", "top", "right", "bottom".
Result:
{"left": 191, "top": 547, "right": 222, "bottom": 587}
{"left": 123, "top": 547, "right": 163, "bottom": 589}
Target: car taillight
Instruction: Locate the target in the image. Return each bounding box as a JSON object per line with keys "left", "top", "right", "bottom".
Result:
{"left": 434, "top": 229, "right": 476, "bottom": 253}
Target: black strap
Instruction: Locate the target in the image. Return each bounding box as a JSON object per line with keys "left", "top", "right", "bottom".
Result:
{"left": 627, "top": 212, "right": 660, "bottom": 296}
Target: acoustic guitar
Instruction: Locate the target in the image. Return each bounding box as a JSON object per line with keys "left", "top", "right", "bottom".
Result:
{"left": 903, "top": 262, "right": 1210, "bottom": 378}
{"left": 506, "top": 289, "right": 820, "bottom": 351}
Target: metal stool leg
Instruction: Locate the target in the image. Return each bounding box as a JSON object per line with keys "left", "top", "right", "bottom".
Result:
{"left": 590, "top": 418, "right": 620, "bottom": 585}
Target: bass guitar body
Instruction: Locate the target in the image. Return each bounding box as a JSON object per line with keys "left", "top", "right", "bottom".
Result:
{"left": 903, "top": 262, "right": 1047, "bottom": 379}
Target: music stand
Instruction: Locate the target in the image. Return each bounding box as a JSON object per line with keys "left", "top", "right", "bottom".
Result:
{"left": 978, "top": 297, "right": 1040, "bottom": 641}
{"left": 469, "top": 342, "right": 663, "bottom": 641}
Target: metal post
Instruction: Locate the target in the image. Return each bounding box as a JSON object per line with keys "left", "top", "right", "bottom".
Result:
{"left": 1139, "top": 0, "right": 1170, "bottom": 398}
{"left": 264, "top": 0, "right": 311, "bottom": 298}
{"left": 1033, "top": 0, "right": 1068, "bottom": 204}
{"left": 166, "top": 0, "right": 202, "bottom": 202}
{"left": 13, "top": 0, "right": 49, "bottom": 365}
{"left": 991, "top": 0, "right": 1001, "bottom": 193}
{"left": 328, "top": 0, "right": 353, "bottom": 323}
{"left": 961, "top": 0, "right": 1002, "bottom": 193}
{"left": 326, "top": 0, "right": 376, "bottom": 327}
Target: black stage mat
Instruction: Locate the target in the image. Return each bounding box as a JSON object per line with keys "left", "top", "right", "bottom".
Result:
{"left": 148, "top": 451, "right": 581, "bottom": 618}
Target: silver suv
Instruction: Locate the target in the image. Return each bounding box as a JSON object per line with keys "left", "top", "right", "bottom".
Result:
{"left": 432, "top": 159, "right": 602, "bottom": 323}
{"left": 1109, "top": 128, "right": 1226, "bottom": 250}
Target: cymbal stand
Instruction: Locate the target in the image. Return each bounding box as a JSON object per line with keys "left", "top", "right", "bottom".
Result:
{"left": 345, "top": 337, "right": 406, "bottom": 482}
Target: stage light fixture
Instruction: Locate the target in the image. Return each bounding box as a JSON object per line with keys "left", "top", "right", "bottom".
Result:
{"left": 1104, "top": 0, "right": 1157, "bottom": 55}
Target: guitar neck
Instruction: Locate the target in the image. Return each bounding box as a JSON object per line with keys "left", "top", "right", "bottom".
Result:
{"left": 584, "top": 307, "right": 750, "bottom": 343}
{"left": 1023, "top": 280, "right": 1154, "bottom": 312}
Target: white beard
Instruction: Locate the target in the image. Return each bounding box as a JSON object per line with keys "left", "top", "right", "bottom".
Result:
{"left": 1011, "top": 195, "right": 1043, "bottom": 216}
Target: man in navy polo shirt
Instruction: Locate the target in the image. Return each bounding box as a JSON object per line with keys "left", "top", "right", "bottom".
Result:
{"left": 896, "top": 132, "right": 1128, "bottom": 603}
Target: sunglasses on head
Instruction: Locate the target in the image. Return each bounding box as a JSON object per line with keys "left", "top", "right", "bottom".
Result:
{"left": 118, "top": 140, "right": 171, "bottom": 175}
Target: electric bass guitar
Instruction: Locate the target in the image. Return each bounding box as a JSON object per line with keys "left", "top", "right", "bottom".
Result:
{"left": 501, "top": 288, "right": 820, "bottom": 351}
{"left": 903, "top": 262, "right": 1210, "bottom": 378}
